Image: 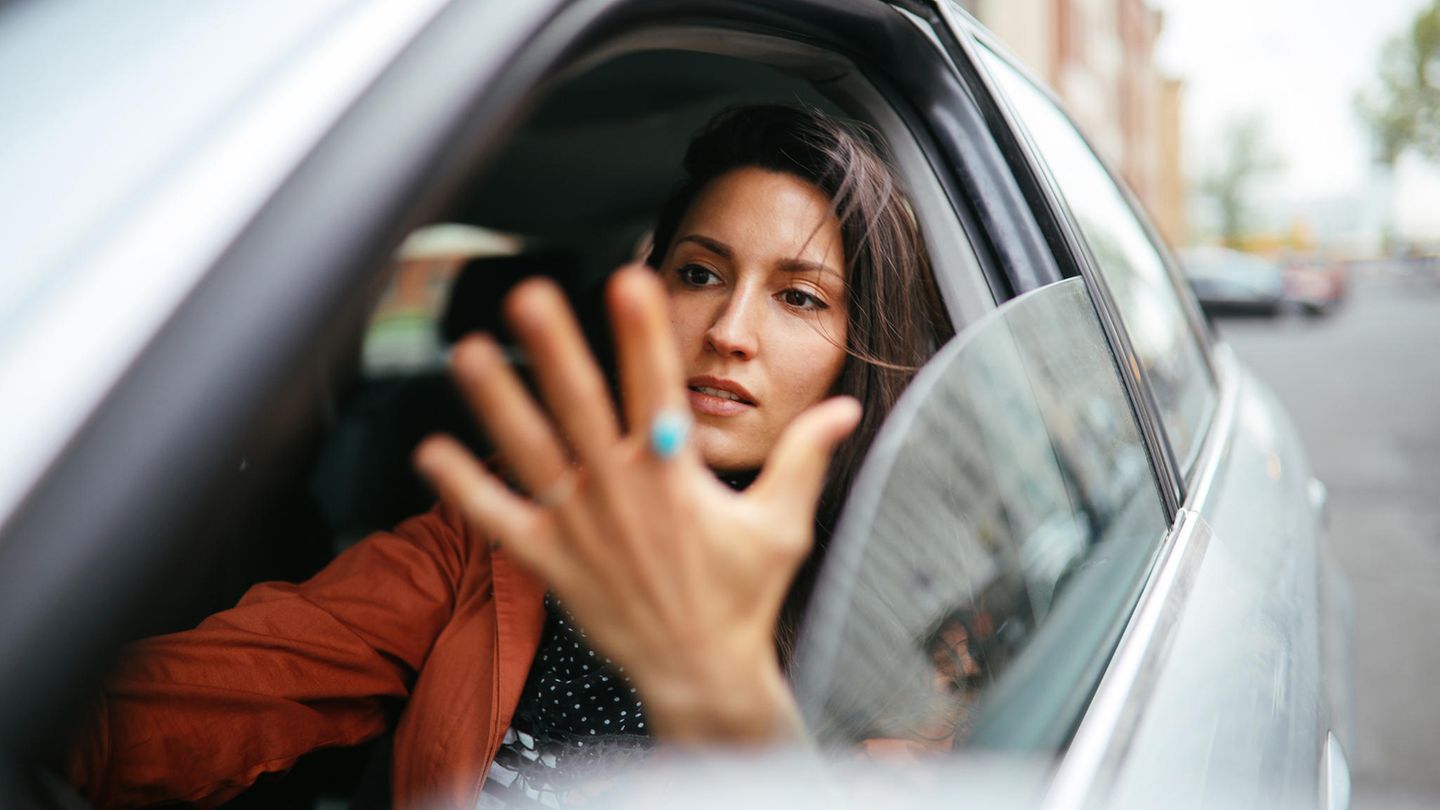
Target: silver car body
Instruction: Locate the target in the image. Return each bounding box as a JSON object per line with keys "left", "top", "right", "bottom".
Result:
{"left": 1055, "top": 356, "right": 1351, "bottom": 810}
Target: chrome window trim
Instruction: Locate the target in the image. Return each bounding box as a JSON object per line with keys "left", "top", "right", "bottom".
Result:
{"left": 1072, "top": 244, "right": 1184, "bottom": 518}
{"left": 1040, "top": 341, "right": 1240, "bottom": 808}
{"left": 1041, "top": 508, "right": 1212, "bottom": 810}
{"left": 1322, "top": 730, "right": 1353, "bottom": 810}
{"left": 1183, "top": 341, "right": 1240, "bottom": 512}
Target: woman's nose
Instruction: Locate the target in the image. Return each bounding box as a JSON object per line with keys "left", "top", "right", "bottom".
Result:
{"left": 705, "top": 289, "right": 761, "bottom": 360}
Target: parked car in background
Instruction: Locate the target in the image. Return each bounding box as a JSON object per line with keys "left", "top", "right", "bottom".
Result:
{"left": 0, "top": 1, "right": 1350, "bottom": 809}
{"left": 1178, "top": 246, "right": 1288, "bottom": 317}
{"left": 1281, "top": 254, "right": 1350, "bottom": 316}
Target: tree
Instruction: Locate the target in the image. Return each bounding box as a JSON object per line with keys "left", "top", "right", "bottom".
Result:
{"left": 1357, "top": 1, "right": 1440, "bottom": 164}
{"left": 1198, "top": 115, "right": 1282, "bottom": 245}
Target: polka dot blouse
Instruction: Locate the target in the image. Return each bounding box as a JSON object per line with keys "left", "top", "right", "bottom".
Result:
{"left": 478, "top": 594, "right": 651, "bottom": 808}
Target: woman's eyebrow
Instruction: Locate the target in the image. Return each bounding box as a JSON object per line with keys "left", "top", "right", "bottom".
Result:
{"left": 679, "top": 233, "right": 842, "bottom": 281}
{"left": 777, "top": 256, "right": 843, "bottom": 281}
{"left": 677, "top": 233, "right": 731, "bottom": 258}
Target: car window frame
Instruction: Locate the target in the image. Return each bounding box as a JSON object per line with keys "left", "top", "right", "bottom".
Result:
{"left": 921, "top": 5, "right": 1186, "bottom": 520}
{"left": 975, "top": 40, "right": 1223, "bottom": 475}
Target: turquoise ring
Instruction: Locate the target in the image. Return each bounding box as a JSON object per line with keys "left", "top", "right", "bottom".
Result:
{"left": 648, "top": 409, "right": 692, "bottom": 460}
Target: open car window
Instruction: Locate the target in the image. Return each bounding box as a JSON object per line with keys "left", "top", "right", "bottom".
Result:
{"left": 794, "top": 277, "right": 1167, "bottom": 752}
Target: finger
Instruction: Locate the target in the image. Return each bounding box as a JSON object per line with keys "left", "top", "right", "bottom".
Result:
{"left": 450, "top": 333, "right": 572, "bottom": 498}
{"left": 505, "top": 278, "right": 621, "bottom": 464}
{"left": 608, "top": 266, "right": 690, "bottom": 439}
{"left": 413, "top": 435, "right": 575, "bottom": 586}
{"left": 449, "top": 335, "right": 616, "bottom": 578}
{"left": 750, "top": 397, "right": 863, "bottom": 511}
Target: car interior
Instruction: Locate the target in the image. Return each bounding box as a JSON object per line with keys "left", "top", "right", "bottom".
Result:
{"left": 47, "top": 34, "right": 982, "bottom": 810}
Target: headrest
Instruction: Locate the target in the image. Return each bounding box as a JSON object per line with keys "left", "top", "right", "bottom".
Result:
{"left": 439, "top": 252, "right": 582, "bottom": 345}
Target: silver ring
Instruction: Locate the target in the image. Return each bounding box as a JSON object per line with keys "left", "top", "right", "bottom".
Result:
{"left": 533, "top": 470, "right": 578, "bottom": 508}
{"left": 649, "top": 409, "right": 692, "bottom": 460}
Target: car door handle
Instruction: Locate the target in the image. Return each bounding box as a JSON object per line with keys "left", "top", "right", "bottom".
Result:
{"left": 1323, "top": 730, "right": 1351, "bottom": 810}
{"left": 1309, "top": 476, "right": 1329, "bottom": 531}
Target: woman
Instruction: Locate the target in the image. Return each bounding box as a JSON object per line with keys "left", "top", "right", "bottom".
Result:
{"left": 66, "top": 105, "right": 949, "bottom": 809}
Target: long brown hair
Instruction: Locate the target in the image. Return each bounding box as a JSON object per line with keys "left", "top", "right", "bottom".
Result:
{"left": 646, "top": 105, "right": 953, "bottom": 643}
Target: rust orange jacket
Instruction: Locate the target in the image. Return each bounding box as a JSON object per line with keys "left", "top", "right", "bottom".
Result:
{"left": 66, "top": 503, "right": 549, "bottom": 810}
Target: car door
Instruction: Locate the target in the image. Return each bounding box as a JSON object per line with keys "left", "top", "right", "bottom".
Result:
{"left": 0, "top": 2, "right": 1097, "bottom": 808}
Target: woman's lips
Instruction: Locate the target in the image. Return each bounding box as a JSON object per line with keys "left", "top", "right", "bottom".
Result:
{"left": 685, "top": 376, "right": 756, "bottom": 417}
{"left": 687, "top": 387, "right": 755, "bottom": 417}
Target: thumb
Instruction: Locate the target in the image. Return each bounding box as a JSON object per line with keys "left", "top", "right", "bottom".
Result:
{"left": 750, "top": 396, "right": 863, "bottom": 511}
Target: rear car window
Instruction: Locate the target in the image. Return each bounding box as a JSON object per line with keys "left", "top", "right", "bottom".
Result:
{"left": 794, "top": 277, "right": 1167, "bottom": 752}
{"left": 977, "top": 47, "right": 1218, "bottom": 475}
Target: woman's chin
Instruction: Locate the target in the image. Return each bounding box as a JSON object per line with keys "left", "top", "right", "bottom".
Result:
{"left": 693, "top": 427, "right": 765, "bottom": 473}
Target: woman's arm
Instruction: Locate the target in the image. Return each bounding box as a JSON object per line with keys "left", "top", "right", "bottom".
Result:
{"left": 66, "top": 503, "right": 472, "bottom": 809}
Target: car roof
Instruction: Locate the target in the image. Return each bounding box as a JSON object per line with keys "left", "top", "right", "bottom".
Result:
{"left": 0, "top": 0, "right": 445, "bottom": 320}
{"left": 456, "top": 48, "right": 840, "bottom": 237}
{"left": 0, "top": 0, "right": 461, "bottom": 528}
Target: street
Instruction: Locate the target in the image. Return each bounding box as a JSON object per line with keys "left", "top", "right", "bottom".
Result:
{"left": 1217, "top": 270, "right": 1440, "bottom": 807}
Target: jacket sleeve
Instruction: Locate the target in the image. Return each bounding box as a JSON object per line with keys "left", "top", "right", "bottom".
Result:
{"left": 65, "top": 503, "right": 476, "bottom": 809}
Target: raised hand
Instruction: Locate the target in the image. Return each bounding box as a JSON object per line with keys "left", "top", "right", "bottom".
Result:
{"left": 413, "top": 265, "right": 860, "bottom": 743}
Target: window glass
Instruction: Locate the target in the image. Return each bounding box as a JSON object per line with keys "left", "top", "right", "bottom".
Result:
{"left": 795, "top": 278, "right": 1166, "bottom": 752}
{"left": 312, "top": 224, "right": 522, "bottom": 547}
{"left": 362, "top": 224, "right": 522, "bottom": 377}
{"left": 978, "top": 48, "right": 1216, "bottom": 474}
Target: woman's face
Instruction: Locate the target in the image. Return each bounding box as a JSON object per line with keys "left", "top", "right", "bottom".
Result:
{"left": 659, "top": 167, "right": 849, "bottom": 472}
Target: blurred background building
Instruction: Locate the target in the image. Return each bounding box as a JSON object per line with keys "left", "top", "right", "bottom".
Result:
{"left": 959, "top": 0, "right": 1189, "bottom": 248}
{"left": 962, "top": 0, "right": 1440, "bottom": 261}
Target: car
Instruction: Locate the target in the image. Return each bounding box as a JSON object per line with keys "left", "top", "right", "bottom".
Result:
{"left": 0, "top": 1, "right": 1351, "bottom": 809}
{"left": 1177, "top": 246, "right": 1289, "bottom": 317}
{"left": 1281, "top": 254, "right": 1349, "bottom": 316}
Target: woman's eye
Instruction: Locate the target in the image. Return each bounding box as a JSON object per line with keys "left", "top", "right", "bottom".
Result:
{"left": 780, "top": 288, "right": 827, "bottom": 310}
{"left": 677, "top": 264, "right": 720, "bottom": 287}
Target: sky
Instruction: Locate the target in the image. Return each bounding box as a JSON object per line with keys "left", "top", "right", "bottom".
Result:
{"left": 1151, "top": 0, "right": 1432, "bottom": 223}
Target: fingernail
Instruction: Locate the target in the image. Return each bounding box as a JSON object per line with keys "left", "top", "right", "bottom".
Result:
{"left": 507, "top": 278, "right": 560, "bottom": 331}
{"left": 452, "top": 334, "right": 496, "bottom": 369}
{"left": 412, "top": 446, "right": 437, "bottom": 479}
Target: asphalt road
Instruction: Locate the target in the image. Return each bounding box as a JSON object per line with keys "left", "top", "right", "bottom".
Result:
{"left": 1215, "top": 269, "right": 1440, "bottom": 808}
